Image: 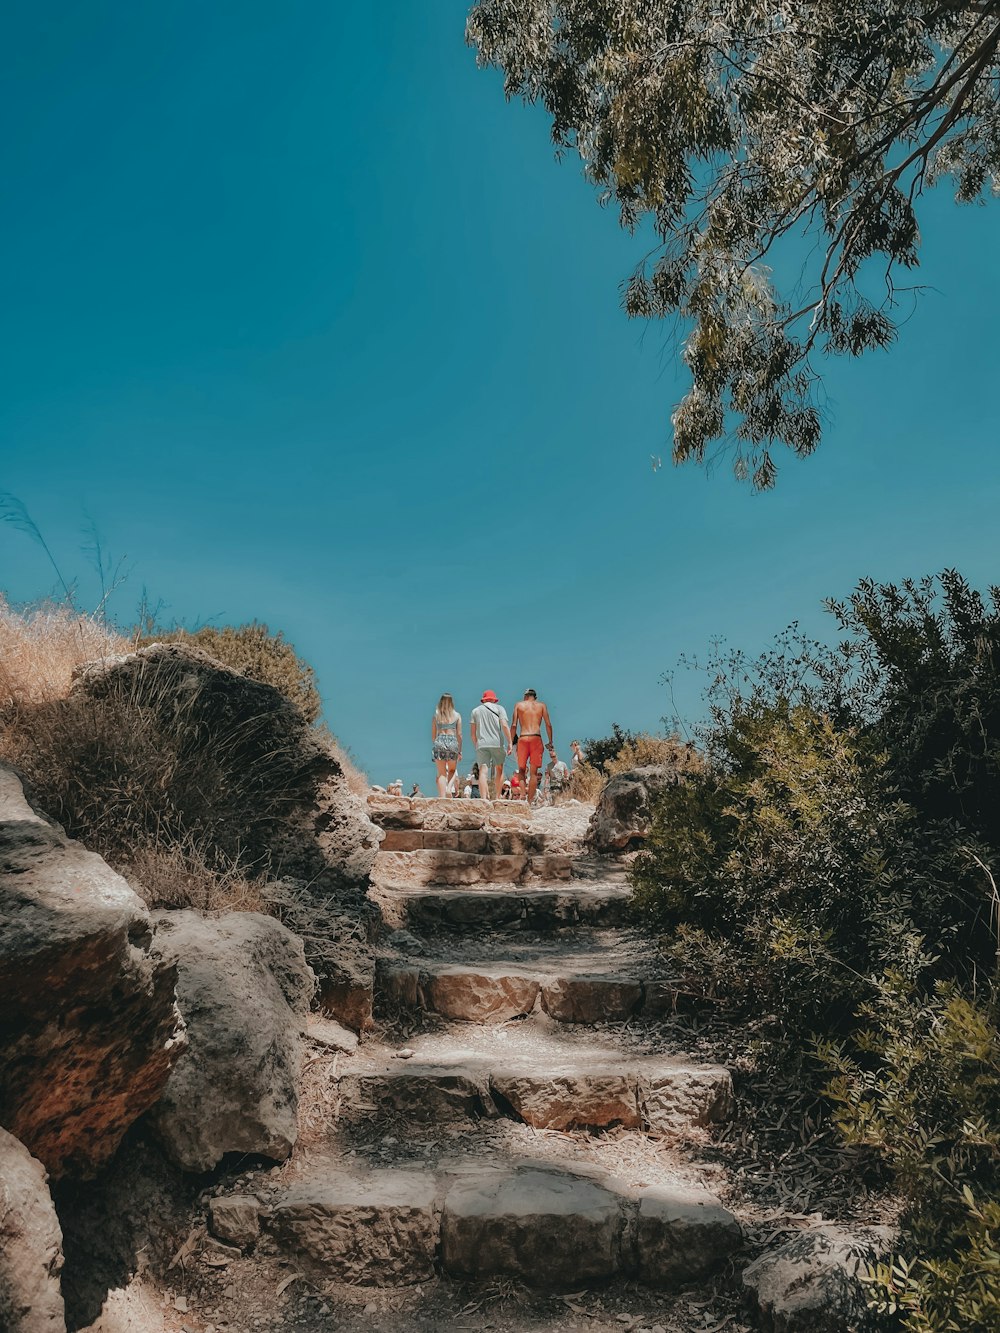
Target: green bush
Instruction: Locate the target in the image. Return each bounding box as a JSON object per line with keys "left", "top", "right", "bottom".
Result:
{"left": 632, "top": 570, "right": 1000, "bottom": 1331}
{"left": 139, "top": 622, "right": 322, "bottom": 723}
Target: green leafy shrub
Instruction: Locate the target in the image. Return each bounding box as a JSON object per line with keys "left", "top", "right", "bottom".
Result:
{"left": 140, "top": 622, "right": 322, "bottom": 723}
{"left": 821, "top": 968, "right": 1000, "bottom": 1333}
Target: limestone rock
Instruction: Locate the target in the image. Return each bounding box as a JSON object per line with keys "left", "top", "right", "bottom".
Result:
{"left": 441, "top": 1165, "right": 627, "bottom": 1288}
{"left": 0, "top": 1127, "right": 65, "bottom": 1332}
{"left": 423, "top": 966, "right": 541, "bottom": 1023}
{"left": 540, "top": 974, "right": 644, "bottom": 1024}
{"left": 634, "top": 1185, "right": 741, "bottom": 1285}
{"left": 306, "top": 1015, "right": 359, "bottom": 1054}
{"left": 743, "top": 1224, "right": 894, "bottom": 1332}
{"left": 0, "top": 765, "right": 184, "bottom": 1178}
{"left": 490, "top": 1067, "right": 640, "bottom": 1130}
{"left": 73, "top": 644, "right": 381, "bottom": 890}
{"left": 267, "top": 1171, "right": 437, "bottom": 1284}
{"left": 149, "top": 910, "right": 314, "bottom": 1172}
{"left": 208, "top": 1195, "right": 260, "bottom": 1249}
{"left": 340, "top": 1066, "right": 490, "bottom": 1121}
{"left": 638, "top": 1064, "right": 734, "bottom": 1131}
{"left": 587, "top": 766, "right": 679, "bottom": 853}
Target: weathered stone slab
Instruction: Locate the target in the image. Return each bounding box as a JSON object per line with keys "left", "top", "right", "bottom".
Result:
{"left": 633, "top": 1185, "right": 742, "bottom": 1285}
{"left": 379, "top": 829, "right": 424, "bottom": 852}
{"left": 149, "top": 910, "right": 314, "bottom": 1173}
{"left": 638, "top": 1064, "right": 734, "bottom": 1131}
{"left": 541, "top": 975, "right": 644, "bottom": 1024}
{"left": 441, "top": 1166, "right": 626, "bottom": 1287}
{"left": 375, "top": 960, "right": 421, "bottom": 1009}
{"left": 0, "top": 1126, "right": 65, "bottom": 1332}
{"left": 375, "top": 849, "right": 529, "bottom": 886}
{"left": 743, "top": 1223, "right": 894, "bottom": 1332}
{"left": 490, "top": 1068, "right": 640, "bottom": 1130}
{"left": 456, "top": 830, "right": 490, "bottom": 854}
{"left": 208, "top": 1195, "right": 260, "bottom": 1249}
{"left": 340, "top": 1066, "right": 489, "bottom": 1120}
{"left": 306, "top": 1015, "right": 359, "bottom": 1054}
{"left": 527, "top": 854, "right": 574, "bottom": 881}
{"left": 367, "top": 795, "right": 425, "bottom": 829}
{"left": 267, "top": 1171, "right": 438, "bottom": 1284}
{"left": 424, "top": 966, "right": 540, "bottom": 1023}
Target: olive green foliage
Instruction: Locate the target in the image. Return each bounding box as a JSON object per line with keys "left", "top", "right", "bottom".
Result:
{"left": 822, "top": 970, "right": 1000, "bottom": 1332}
{"left": 581, "top": 724, "right": 701, "bottom": 777}
{"left": 140, "top": 622, "right": 322, "bottom": 723}
{"left": 468, "top": 2, "right": 1000, "bottom": 486}
{"left": 633, "top": 570, "right": 1000, "bottom": 1330}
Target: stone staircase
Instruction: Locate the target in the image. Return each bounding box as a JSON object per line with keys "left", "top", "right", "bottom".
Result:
{"left": 263, "top": 794, "right": 744, "bottom": 1296}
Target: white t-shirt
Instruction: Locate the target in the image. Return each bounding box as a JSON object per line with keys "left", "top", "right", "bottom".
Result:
{"left": 471, "top": 702, "right": 509, "bottom": 750}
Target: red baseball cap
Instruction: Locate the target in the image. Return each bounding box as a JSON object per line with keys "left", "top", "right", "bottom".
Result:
{"left": 481, "top": 689, "right": 498, "bottom": 702}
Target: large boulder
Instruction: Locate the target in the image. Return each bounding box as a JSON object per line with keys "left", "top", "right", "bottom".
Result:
{"left": 0, "top": 1127, "right": 65, "bottom": 1332}
{"left": 587, "top": 766, "right": 680, "bottom": 853}
{"left": 72, "top": 644, "right": 381, "bottom": 1027}
{"left": 0, "top": 766, "right": 184, "bottom": 1179}
{"left": 72, "top": 644, "right": 381, "bottom": 891}
{"left": 743, "top": 1224, "right": 894, "bottom": 1332}
{"left": 148, "top": 910, "right": 314, "bottom": 1172}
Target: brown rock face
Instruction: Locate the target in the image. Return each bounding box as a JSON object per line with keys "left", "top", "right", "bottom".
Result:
{"left": 540, "top": 975, "right": 644, "bottom": 1024}
{"left": 0, "top": 767, "right": 184, "bottom": 1179}
{"left": 490, "top": 1067, "right": 640, "bottom": 1130}
{"left": 587, "top": 766, "right": 680, "bottom": 853}
{"left": 424, "top": 966, "right": 541, "bottom": 1023}
{"left": 149, "top": 910, "right": 314, "bottom": 1173}
{"left": 0, "top": 1127, "right": 65, "bottom": 1332}
{"left": 209, "top": 1196, "right": 261, "bottom": 1249}
{"left": 267, "top": 1171, "right": 438, "bottom": 1284}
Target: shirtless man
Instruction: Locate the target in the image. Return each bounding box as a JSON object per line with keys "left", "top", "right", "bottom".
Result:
{"left": 510, "top": 688, "right": 554, "bottom": 804}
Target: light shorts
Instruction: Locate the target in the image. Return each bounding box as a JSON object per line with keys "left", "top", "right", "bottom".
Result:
{"left": 476, "top": 745, "right": 505, "bottom": 771}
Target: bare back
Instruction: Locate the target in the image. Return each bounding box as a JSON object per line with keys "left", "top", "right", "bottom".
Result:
{"left": 513, "top": 698, "right": 548, "bottom": 736}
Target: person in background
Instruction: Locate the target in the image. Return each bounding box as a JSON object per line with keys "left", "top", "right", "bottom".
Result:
{"left": 546, "top": 749, "right": 570, "bottom": 802}
{"left": 463, "top": 777, "right": 473, "bottom": 799}
{"left": 431, "top": 693, "right": 462, "bottom": 799}
{"left": 510, "top": 688, "right": 554, "bottom": 804}
{"left": 469, "top": 689, "right": 512, "bottom": 803}
{"left": 570, "top": 739, "right": 584, "bottom": 771}
{"left": 388, "top": 778, "right": 404, "bottom": 796}
{"left": 409, "top": 782, "right": 422, "bottom": 798}
{"left": 501, "top": 778, "right": 512, "bottom": 800}
{"left": 446, "top": 771, "right": 458, "bottom": 799}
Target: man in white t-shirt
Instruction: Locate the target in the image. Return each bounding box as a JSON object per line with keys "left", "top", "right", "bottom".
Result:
{"left": 469, "top": 689, "right": 512, "bottom": 803}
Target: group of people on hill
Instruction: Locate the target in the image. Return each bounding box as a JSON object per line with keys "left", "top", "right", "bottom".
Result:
{"left": 430, "top": 689, "right": 579, "bottom": 804}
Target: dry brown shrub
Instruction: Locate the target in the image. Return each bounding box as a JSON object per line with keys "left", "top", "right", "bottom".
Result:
{"left": 119, "top": 841, "right": 265, "bottom": 912}
{"left": 0, "top": 597, "right": 128, "bottom": 708}
{"left": 317, "top": 725, "right": 368, "bottom": 798}
{"left": 604, "top": 732, "right": 705, "bottom": 778}
{"left": 567, "top": 763, "right": 605, "bottom": 802}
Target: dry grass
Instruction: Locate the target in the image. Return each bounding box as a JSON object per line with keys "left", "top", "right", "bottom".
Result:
{"left": 0, "top": 597, "right": 129, "bottom": 709}
{"left": 118, "top": 841, "right": 266, "bottom": 912}
{"left": 317, "top": 725, "right": 369, "bottom": 798}
{"left": 567, "top": 763, "right": 605, "bottom": 802}
{"left": 604, "top": 732, "right": 705, "bottom": 777}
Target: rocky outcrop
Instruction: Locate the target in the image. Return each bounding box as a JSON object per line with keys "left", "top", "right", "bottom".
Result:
{"left": 72, "top": 644, "right": 381, "bottom": 1027}
{"left": 743, "top": 1223, "right": 894, "bottom": 1331}
{"left": 0, "top": 765, "right": 184, "bottom": 1179}
{"left": 587, "top": 766, "right": 680, "bottom": 852}
{"left": 0, "top": 1127, "right": 65, "bottom": 1332}
{"left": 72, "top": 643, "right": 381, "bottom": 889}
{"left": 149, "top": 910, "right": 314, "bottom": 1172}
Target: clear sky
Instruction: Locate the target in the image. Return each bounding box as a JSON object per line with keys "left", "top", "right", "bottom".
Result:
{"left": 2, "top": 3, "right": 999, "bottom": 785}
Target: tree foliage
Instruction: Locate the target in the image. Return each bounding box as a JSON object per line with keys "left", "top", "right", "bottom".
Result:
{"left": 467, "top": 1, "right": 1000, "bottom": 486}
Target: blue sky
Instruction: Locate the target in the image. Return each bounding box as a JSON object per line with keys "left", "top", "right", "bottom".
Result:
{"left": 2, "top": 2, "right": 998, "bottom": 784}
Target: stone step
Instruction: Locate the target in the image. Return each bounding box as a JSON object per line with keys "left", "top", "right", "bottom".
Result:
{"left": 372, "top": 884, "right": 633, "bottom": 932}
{"left": 376, "top": 956, "right": 684, "bottom": 1024}
{"left": 265, "top": 1162, "right": 741, "bottom": 1289}
{"left": 379, "top": 827, "right": 570, "bottom": 855}
{"left": 369, "top": 794, "right": 532, "bottom": 833}
{"left": 374, "top": 848, "right": 575, "bottom": 887}
{"left": 339, "top": 1053, "right": 732, "bottom": 1133}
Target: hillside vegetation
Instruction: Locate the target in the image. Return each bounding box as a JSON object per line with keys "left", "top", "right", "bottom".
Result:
{"left": 632, "top": 570, "right": 1000, "bottom": 1331}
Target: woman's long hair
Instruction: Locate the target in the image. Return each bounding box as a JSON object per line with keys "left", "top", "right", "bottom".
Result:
{"left": 435, "top": 693, "right": 458, "bottom": 724}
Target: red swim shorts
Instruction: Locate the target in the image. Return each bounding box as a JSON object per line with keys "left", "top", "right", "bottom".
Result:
{"left": 517, "top": 734, "right": 544, "bottom": 770}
